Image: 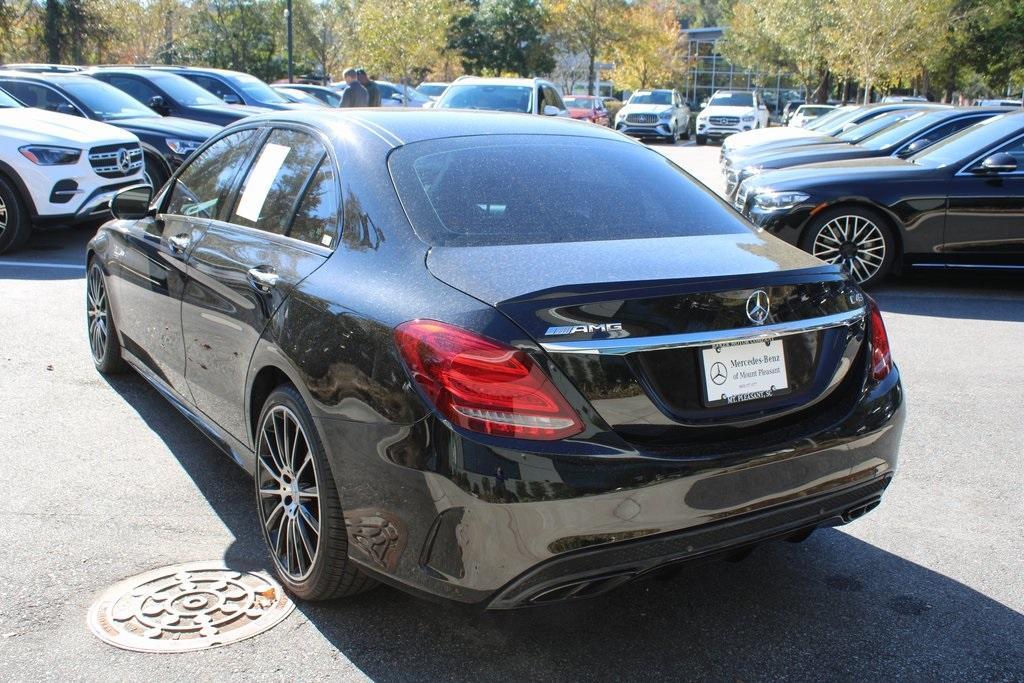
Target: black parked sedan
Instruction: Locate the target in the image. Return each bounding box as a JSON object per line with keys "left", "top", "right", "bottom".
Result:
{"left": 737, "top": 111, "right": 1024, "bottom": 286}
{"left": 726, "top": 108, "right": 1008, "bottom": 198}
{"left": 0, "top": 71, "right": 220, "bottom": 189}
{"left": 89, "top": 67, "right": 272, "bottom": 126}
{"left": 86, "top": 110, "right": 904, "bottom": 607}
{"left": 721, "top": 103, "right": 949, "bottom": 166}
{"left": 154, "top": 66, "right": 314, "bottom": 111}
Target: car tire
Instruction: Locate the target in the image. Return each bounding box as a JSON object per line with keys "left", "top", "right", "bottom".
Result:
{"left": 681, "top": 123, "right": 690, "bottom": 140}
{"left": 695, "top": 134, "right": 707, "bottom": 146}
{"left": 800, "top": 206, "right": 897, "bottom": 288}
{"left": 0, "top": 175, "right": 32, "bottom": 255}
{"left": 87, "top": 260, "right": 128, "bottom": 374}
{"left": 255, "top": 384, "right": 377, "bottom": 601}
{"left": 143, "top": 154, "right": 169, "bottom": 193}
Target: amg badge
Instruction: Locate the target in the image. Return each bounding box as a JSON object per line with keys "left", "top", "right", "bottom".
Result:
{"left": 545, "top": 322, "right": 623, "bottom": 336}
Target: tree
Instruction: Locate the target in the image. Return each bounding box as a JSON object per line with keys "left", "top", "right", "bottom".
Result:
{"left": 608, "top": 0, "right": 682, "bottom": 90}
{"left": 720, "top": 0, "right": 837, "bottom": 102}
{"left": 825, "top": 0, "right": 954, "bottom": 102}
{"left": 549, "top": 0, "right": 628, "bottom": 95}
{"left": 354, "top": 0, "right": 465, "bottom": 98}
{"left": 451, "top": 0, "right": 553, "bottom": 77}
{"left": 293, "top": 0, "right": 356, "bottom": 82}
{"left": 178, "top": 0, "right": 284, "bottom": 82}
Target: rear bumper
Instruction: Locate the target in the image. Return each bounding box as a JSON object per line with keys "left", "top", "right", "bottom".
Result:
{"left": 489, "top": 473, "right": 892, "bottom": 608}
{"left": 320, "top": 368, "right": 905, "bottom": 607}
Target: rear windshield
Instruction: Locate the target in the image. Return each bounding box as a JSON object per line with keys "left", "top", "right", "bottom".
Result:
{"left": 389, "top": 135, "right": 748, "bottom": 247}
{"left": 437, "top": 84, "right": 532, "bottom": 113}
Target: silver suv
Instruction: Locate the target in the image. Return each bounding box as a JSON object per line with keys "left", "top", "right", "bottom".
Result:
{"left": 435, "top": 77, "right": 569, "bottom": 116}
{"left": 615, "top": 89, "right": 691, "bottom": 143}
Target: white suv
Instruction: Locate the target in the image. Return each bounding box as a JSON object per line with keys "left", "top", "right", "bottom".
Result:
{"left": 0, "top": 88, "right": 145, "bottom": 254}
{"left": 695, "top": 90, "right": 770, "bottom": 145}
{"left": 614, "top": 89, "right": 691, "bottom": 143}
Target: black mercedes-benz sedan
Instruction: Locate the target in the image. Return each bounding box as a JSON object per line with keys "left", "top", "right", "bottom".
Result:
{"left": 737, "top": 111, "right": 1024, "bottom": 287}
{"left": 725, "top": 107, "right": 1008, "bottom": 199}
{"left": 89, "top": 67, "right": 273, "bottom": 127}
{"left": 86, "top": 110, "right": 904, "bottom": 608}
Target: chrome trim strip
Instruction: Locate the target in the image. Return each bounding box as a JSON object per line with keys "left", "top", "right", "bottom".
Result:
{"left": 539, "top": 308, "right": 866, "bottom": 356}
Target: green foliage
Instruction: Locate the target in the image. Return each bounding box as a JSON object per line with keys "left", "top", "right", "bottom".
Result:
{"left": 550, "top": 0, "right": 629, "bottom": 94}
{"left": 354, "top": 0, "right": 465, "bottom": 86}
{"left": 609, "top": 0, "right": 684, "bottom": 90}
{"left": 178, "top": 0, "right": 285, "bottom": 82}
{"left": 451, "top": 0, "right": 554, "bottom": 77}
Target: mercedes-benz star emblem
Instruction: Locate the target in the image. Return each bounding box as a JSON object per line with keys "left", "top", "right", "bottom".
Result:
{"left": 746, "top": 289, "right": 770, "bottom": 325}
{"left": 116, "top": 148, "right": 131, "bottom": 173}
{"left": 710, "top": 361, "right": 728, "bottom": 385}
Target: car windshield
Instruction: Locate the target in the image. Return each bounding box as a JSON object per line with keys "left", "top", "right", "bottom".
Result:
{"left": 277, "top": 88, "right": 324, "bottom": 105}
{"left": 630, "top": 91, "right": 672, "bottom": 105}
{"left": 709, "top": 92, "right": 753, "bottom": 107}
{"left": 437, "top": 85, "right": 533, "bottom": 113}
{"left": 859, "top": 111, "right": 940, "bottom": 150}
{"left": 564, "top": 96, "right": 596, "bottom": 108}
{"left": 837, "top": 111, "right": 913, "bottom": 142}
{"left": 417, "top": 84, "right": 448, "bottom": 97}
{"left": 61, "top": 79, "right": 158, "bottom": 119}
{"left": 232, "top": 73, "right": 288, "bottom": 103}
{"left": 808, "top": 106, "right": 861, "bottom": 132}
{"left": 149, "top": 73, "right": 222, "bottom": 106}
{"left": 910, "top": 114, "right": 1019, "bottom": 168}
{"left": 797, "top": 106, "right": 834, "bottom": 117}
{"left": 389, "top": 136, "right": 749, "bottom": 247}
{"left": 0, "top": 88, "right": 22, "bottom": 108}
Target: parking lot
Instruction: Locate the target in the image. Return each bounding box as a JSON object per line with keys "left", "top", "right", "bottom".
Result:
{"left": 1, "top": 141, "right": 1022, "bottom": 681}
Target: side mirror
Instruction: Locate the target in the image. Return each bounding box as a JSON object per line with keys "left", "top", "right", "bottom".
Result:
{"left": 542, "top": 105, "right": 560, "bottom": 116}
{"left": 147, "top": 95, "right": 168, "bottom": 115}
{"left": 55, "top": 102, "right": 80, "bottom": 116}
{"left": 973, "top": 152, "right": 1018, "bottom": 174}
{"left": 110, "top": 184, "right": 153, "bottom": 220}
{"left": 390, "top": 93, "right": 404, "bottom": 101}
{"left": 222, "top": 93, "right": 241, "bottom": 105}
{"left": 898, "top": 138, "right": 931, "bottom": 158}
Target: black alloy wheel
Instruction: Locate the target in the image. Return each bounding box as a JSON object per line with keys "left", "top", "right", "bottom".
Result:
{"left": 254, "top": 385, "right": 376, "bottom": 601}
{"left": 87, "top": 261, "right": 127, "bottom": 374}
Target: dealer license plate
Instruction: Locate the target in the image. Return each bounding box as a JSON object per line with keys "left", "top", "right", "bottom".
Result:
{"left": 700, "top": 338, "right": 789, "bottom": 406}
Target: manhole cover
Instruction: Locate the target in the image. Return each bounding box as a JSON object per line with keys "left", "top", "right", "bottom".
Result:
{"left": 87, "top": 561, "right": 294, "bottom": 653}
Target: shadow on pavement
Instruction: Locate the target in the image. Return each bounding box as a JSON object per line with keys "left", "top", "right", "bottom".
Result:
{"left": 103, "top": 371, "right": 1024, "bottom": 681}
{"left": 0, "top": 225, "right": 93, "bottom": 281}
{"left": 874, "top": 269, "right": 1024, "bottom": 322}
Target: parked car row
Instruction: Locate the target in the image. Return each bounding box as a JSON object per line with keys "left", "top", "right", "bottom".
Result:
{"left": 722, "top": 103, "right": 1024, "bottom": 285}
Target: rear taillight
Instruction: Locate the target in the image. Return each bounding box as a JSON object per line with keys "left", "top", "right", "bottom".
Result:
{"left": 394, "top": 320, "right": 584, "bottom": 441}
{"left": 867, "top": 298, "right": 892, "bottom": 381}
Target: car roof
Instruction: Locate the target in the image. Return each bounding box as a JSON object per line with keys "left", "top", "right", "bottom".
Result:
{"left": 452, "top": 76, "right": 552, "bottom": 87}
{"left": 0, "top": 70, "right": 95, "bottom": 84}
{"left": 236, "top": 108, "right": 625, "bottom": 147}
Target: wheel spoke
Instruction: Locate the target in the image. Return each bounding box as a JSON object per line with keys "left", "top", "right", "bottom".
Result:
{"left": 264, "top": 501, "right": 285, "bottom": 532}
{"left": 298, "top": 503, "right": 320, "bottom": 536}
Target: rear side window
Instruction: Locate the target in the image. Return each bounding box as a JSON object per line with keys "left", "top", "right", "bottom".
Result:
{"left": 165, "top": 128, "right": 259, "bottom": 219}
{"left": 107, "top": 75, "right": 160, "bottom": 104}
{"left": 229, "top": 128, "right": 337, "bottom": 244}
{"left": 389, "top": 135, "right": 748, "bottom": 247}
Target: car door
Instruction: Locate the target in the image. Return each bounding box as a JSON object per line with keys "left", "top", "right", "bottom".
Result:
{"left": 181, "top": 126, "right": 339, "bottom": 441}
{"left": 944, "top": 133, "right": 1024, "bottom": 259}
{"left": 107, "top": 127, "right": 262, "bottom": 398}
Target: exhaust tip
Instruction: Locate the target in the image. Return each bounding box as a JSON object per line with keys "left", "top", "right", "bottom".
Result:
{"left": 844, "top": 499, "right": 881, "bottom": 523}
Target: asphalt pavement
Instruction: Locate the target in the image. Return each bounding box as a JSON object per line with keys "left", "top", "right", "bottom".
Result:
{"left": 0, "top": 143, "right": 1021, "bottom": 681}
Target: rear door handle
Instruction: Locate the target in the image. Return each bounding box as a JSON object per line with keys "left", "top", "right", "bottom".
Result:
{"left": 247, "top": 266, "right": 279, "bottom": 292}
{"left": 168, "top": 233, "right": 191, "bottom": 253}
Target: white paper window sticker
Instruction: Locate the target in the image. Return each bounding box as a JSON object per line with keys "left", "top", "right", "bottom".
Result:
{"left": 235, "top": 143, "right": 291, "bottom": 223}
